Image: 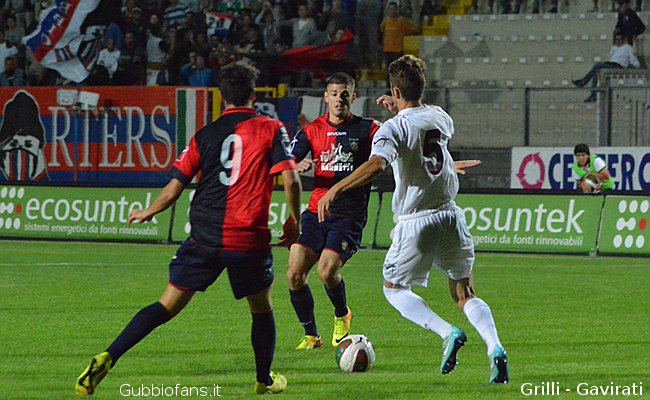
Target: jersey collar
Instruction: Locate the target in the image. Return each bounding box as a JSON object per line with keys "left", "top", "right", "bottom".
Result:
{"left": 325, "top": 113, "right": 353, "bottom": 128}
{"left": 223, "top": 107, "right": 257, "bottom": 116}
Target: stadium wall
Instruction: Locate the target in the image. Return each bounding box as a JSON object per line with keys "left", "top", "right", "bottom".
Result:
{"left": 0, "top": 185, "right": 647, "bottom": 257}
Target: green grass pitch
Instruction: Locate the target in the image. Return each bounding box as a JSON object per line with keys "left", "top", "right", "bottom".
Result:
{"left": 0, "top": 240, "right": 648, "bottom": 399}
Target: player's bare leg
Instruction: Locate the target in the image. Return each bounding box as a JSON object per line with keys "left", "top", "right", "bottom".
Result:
{"left": 449, "top": 275, "right": 509, "bottom": 383}
{"left": 76, "top": 285, "right": 193, "bottom": 396}
{"left": 287, "top": 244, "right": 322, "bottom": 349}
{"left": 317, "top": 250, "right": 351, "bottom": 346}
{"left": 247, "top": 286, "right": 287, "bottom": 394}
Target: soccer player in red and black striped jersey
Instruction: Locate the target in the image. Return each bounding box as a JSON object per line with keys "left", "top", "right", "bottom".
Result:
{"left": 75, "top": 62, "right": 301, "bottom": 397}
{"left": 287, "top": 72, "right": 382, "bottom": 350}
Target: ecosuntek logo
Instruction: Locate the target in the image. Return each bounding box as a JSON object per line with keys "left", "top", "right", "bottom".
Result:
{"left": 462, "top": 199, "right": 585, "bottom": 233}
{"left": 612, "top": 199, "right": 648, "bottom": 249}
{"left": 0, "top": 186, "right": 156, "bottom": 231}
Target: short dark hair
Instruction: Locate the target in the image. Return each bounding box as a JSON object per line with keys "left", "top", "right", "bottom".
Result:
{"left": 574, "top": 143, "right": 590, "bottom": 155}
{"left": 325, "top": 72, "right": 355, "bottom": 89}
{"left": 389, "top": 55, "right": 426, "bottom": 102}
{"left": 218, "top": 62, "right": 259, "bottom": 106}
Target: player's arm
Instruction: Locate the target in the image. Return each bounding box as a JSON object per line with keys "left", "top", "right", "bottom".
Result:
{"left": 279, "top": 169, "right": 302, "bottom": 247}
{"left": 128, "top": 178, "right": 184, "bottom": 224}
{"left": 454, "top": 159, "right": 481, "bottom": 175}
{"left": 317, "top": 155, "right": 388, "bottom": 222}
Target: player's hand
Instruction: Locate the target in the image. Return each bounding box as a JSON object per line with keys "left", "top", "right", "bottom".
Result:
{"left": 376, "top": 95, "right": 397, "bottom": 114}
{"left": 296, "top": 158, "right": 315, "bottom": 173}
{"left": 454, "top": 159, "right": 482, "bottom": 175}
{"left": 278, "top": 215, "right": 299, "bottom": 248}
{"left": 128, "top": 209, "right": 153, "bottom": 225}
{"left": 317, "top": 189, "right": 338, "bottom": 222}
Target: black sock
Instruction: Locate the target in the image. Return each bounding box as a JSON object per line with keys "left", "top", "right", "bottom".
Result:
{"left": 325, "top": 278, "right": 348, "bottom": 317}
{"left": 289, "top": 286, "right": 318, "bottom": 336}
{"left": 106, "top": 302, "right": 171, "bottom": 366}
{"left": 252, "top": 311, "right": 275, "bottom": 386}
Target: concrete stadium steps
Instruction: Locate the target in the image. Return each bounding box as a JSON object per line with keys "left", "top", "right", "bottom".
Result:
{"left": 528, "top": 89, "right": 599, "bottom": 145}
{"left": 445, "top": 89, "right": 526, "bottom": 147}
{"left": 447, "top": 13, "right": 617, "bottom": 38}
{"left": 420, "top": 34, "right": 611, "bottom": 60}
{"left": 428, "top": 56, "right": 597, "bottom": 86}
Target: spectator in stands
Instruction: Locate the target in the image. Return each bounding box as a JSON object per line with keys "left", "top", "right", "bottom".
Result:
{"left": 97, "top": 38, "right": 121, "bottom": 78}
{"left": 572, "top": 34, "right": 640, "bottom": 102}
{"left": 180, "top": 53, "right": 214, "bottom": 85}
{"left": 319, "top": 0, "right": 348, "bottom": 33}
{"left": 0, "top": 31, "right": 18, "bottom": 75}
{"left": 531, "top": 0, "right": 558, "bottom": 13}
{"left": 615, "top": 0, "right": 645, "bottom": 45}
{"left": 121, "top": 32, "right": 147, "bottom": 67}
{"left": 356, "top": 0, "right": 381, "bottom": 69}
{"left": 0, "top": 56, "right": 25, "bottom": 86}
{"left": 4, "top": 15, "right": 24, "bottom": 47}
{"left": 259, "top": 10, "right": 281, "bottom": 55}
{"left": 234, "top": 28, "right": 266, "bottom": 55}
{"left": 164, "top": 0, "right": 189, "bottom": 29}
{"left": 380, "top": 2, "right": 418, "bottom": 86}
{"left": 146, "top": 16, "right": 170, "bottom": 85}
{"left": 284, "top": 4, "right": 318, "bottom": 48}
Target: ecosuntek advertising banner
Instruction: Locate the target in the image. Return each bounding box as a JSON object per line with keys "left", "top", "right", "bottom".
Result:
{"left": 457, "top": 194, "right": 603, "bottom": 253}
{"left": 511, "top": 147, "right": 650, "bottom": 191}
{"left": 375, "top": 193, "right": 603, "bottom": 253}
{"left": 0, "top": 87, "right": 207, "bottom": 185}
{"left": 0, "top": 185, "right": 171, "bottom": 241}
{"left": 598, "top": 196, "right": 649, "bottom": 255}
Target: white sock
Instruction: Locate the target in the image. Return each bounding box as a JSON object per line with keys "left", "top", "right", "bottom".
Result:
{"left": 463, "top": 297, "right": 502, "bottom": 354}
{"left": 383, "top": 286, "right": 452, "bottom": 339}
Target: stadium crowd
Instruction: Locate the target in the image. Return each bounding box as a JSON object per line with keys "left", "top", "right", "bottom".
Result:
{"left": 0, "top": 0, "right": 433, "bottom": 88}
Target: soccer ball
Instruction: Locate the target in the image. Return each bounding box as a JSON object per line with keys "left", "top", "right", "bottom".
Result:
{"left": 335, "top": 334, "right": 375, "bottom": 372}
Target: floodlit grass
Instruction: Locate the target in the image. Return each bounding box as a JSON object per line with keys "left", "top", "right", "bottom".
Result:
{"left": 0, "top": 240, "right": 648, "bottom": 399}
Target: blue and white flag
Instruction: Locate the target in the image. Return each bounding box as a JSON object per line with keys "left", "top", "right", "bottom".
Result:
{"left": 23, "top": 0, "right": 115, "bottom": 83}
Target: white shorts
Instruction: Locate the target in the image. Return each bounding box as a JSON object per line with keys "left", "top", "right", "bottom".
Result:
{"left": 382, "top": 203, "right": 475, "bottom": 287}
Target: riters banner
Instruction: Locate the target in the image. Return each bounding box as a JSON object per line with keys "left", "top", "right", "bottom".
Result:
{"left": 0, "top": 87, "right": 207, "bottom": 185}
{"left": 511, "top": 147, "right": 650, "bottom": 191}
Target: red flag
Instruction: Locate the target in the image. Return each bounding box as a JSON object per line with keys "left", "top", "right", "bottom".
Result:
{"left": 275, "top": 29, "right": 353, "bottom": 77}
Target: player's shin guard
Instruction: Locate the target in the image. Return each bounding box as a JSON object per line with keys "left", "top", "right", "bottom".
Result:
{"left": 383, "top": 286, "right": 452, "bottom": 339}
{"left": 106, "top": 302, "right": 171, "bottom": 366}
{"left": 289, "top": 285, "right": 318, "bottom": 336}
{"left": 251, "top": 311, "right": 276, "bottom": 386}
{"left": 463, "top": 297, "right": 502, "bottom": 354}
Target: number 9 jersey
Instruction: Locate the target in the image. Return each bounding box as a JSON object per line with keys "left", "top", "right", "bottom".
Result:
{"left": 170, "top": 107, "right": 296, "bottom": 251}
{"left": 370, "top": 105, "right": 458, "bottom": 217}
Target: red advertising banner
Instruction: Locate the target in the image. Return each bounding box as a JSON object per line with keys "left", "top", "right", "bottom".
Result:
{"left": 0, "top": 87, "right": 207, "bottom": 185}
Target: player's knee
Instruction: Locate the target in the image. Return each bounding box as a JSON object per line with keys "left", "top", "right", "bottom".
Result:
{"left": 286, "top": 267, "right": 307, "bottom": 290}
{"left": 316, "top": 262, "right": 339, "bottom": 286}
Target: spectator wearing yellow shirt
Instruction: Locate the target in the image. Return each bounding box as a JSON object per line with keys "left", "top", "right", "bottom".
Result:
{"left": 380, "top": 2, "right": 419, "bottom": 86}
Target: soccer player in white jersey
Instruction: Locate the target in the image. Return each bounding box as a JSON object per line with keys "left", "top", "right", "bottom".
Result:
{"left": 317, "top": 55, "right": 509, "bottom": 384}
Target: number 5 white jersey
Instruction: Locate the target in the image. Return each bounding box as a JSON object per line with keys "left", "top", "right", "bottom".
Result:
{"left": 370, "top": 104, "right": 458, "bottom": 217}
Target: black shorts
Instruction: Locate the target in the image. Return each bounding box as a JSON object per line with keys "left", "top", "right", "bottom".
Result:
{"left": 169, "top": 238, "right": 274, "bottom": 299}
{"left": 296, "top": 211, "right": 363, "bottom": 263}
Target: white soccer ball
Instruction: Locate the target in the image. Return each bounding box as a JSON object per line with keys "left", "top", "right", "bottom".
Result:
{"left": 336, "top": 334, "right": 375, "bottom": 372}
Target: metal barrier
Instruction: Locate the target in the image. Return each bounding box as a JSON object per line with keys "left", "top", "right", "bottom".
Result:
{"left": 289, "top": 85, "right": 650, "bottom": 148}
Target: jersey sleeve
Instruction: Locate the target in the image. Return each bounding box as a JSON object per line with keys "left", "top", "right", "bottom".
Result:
{"left": 169, "top": 135, "right": 200, "bottom": 185}
{"left": 593, "top": 156, "right": 607, "bottom": 173}
{"left": 370, "top": 122, "right": 399, "bottom": 164}
{"left": 369, "top": 119, "right": 382, "bottom": 140}
{"left": 270, "top": 124, "right": 297, "bottom": 175}
{"left": 289, "top": 128, "right": 311, "bottom": 162}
